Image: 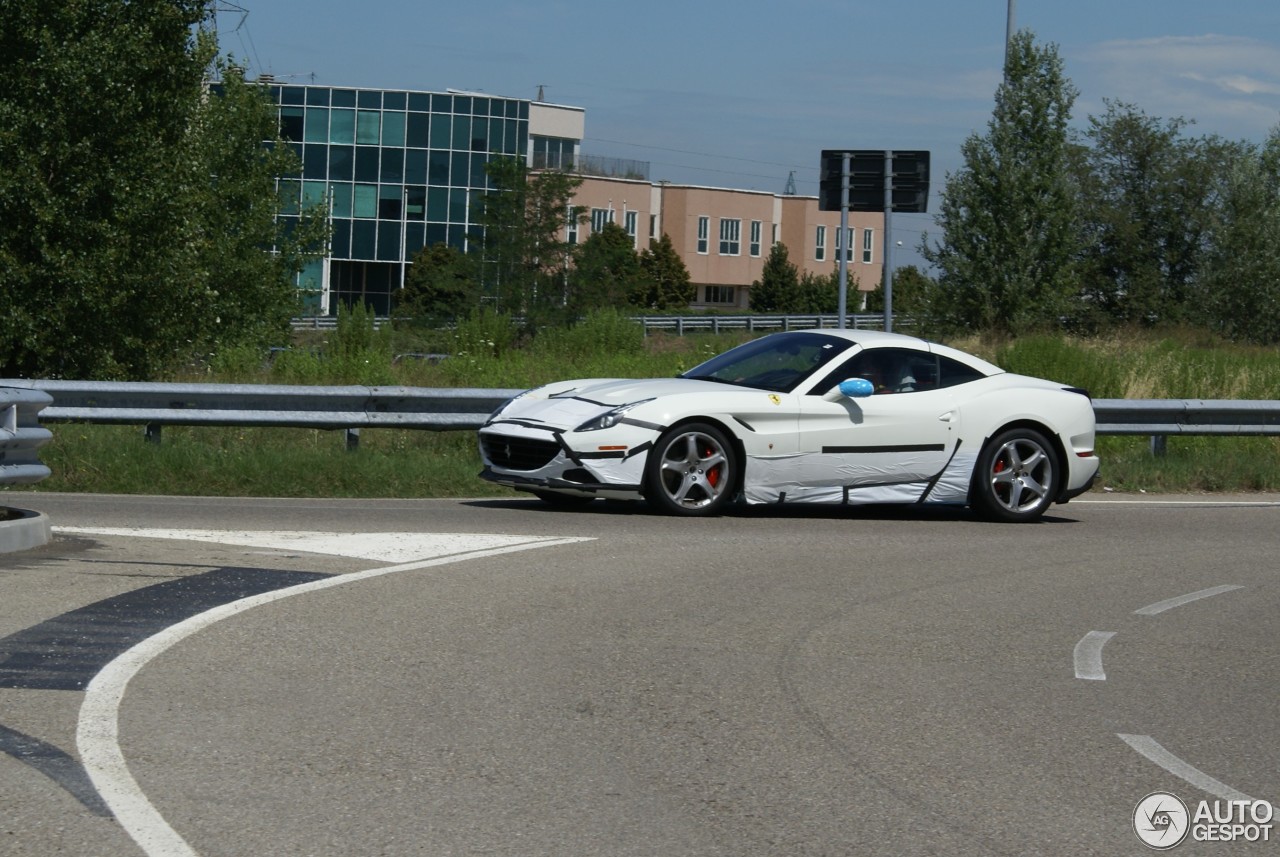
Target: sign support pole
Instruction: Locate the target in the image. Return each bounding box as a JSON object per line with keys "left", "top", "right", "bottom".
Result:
{"left": 837, "top": 153, "right": 850, "bottom": 329}
{"left": 883, "top": 150, "right": 893, "bottom": 333}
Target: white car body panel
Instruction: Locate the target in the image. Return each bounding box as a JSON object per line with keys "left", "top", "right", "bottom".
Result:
{"left": 478, "top": 330, "right": 1100, "bottom": 518}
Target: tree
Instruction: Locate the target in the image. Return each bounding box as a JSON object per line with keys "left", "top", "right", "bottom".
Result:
{"left": 795, "top": 271, "right": 841, "bottom": 314}
{"left": 568, "top": 222, "right": 647, "bottom": 312}
{"left": 636, "top": 233, "right": 694, "bottom": 310}
{"left": 866, "top": 265, "right": 936, "bottom": 317}
{"left": 922, "top": 30, "right": 1082, "bottom": 335}
{"left": 394, "top": 242, "right": 478, "bottom": 325}
{"left": 749, "top": 243, "right": 801, "bottom": 312}
{"left": 0, "top": 0, "right": 211, "bottom": 378}
{"left": 0, "top": 2, "right": 325, "bottom": 379}
{"left": 1199, "top": 128, "right": 1280, "bottom": 345}
{"left": 473, "top": 158, "right": 583, "bottom": 318}
{"left": 188, "top": 62, "right": 328, "bottom": 355}
{"left": 1074, "top": 101, "right": 1236, "bottom": 328}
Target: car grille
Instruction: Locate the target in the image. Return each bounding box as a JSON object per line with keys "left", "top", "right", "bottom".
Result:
{"left": 480, "top": 432, "right": 561, "bottom": 471}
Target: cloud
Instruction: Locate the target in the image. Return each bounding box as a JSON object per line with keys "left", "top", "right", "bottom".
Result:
{"left": 1074, "top": 34, "right": 1280, "bottom": 137}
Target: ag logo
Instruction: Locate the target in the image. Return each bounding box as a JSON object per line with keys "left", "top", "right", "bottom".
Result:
{"left": 1134, "top": 792, "right": 1190, "bottom": 849}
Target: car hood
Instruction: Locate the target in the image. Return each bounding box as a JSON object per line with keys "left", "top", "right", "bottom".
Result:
{"left": 487, "top": 377, "right": 737, "bottom": 431}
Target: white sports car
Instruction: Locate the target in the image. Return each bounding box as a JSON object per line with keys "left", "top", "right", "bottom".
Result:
{"left": 478, "top": 330, "right": 1100, "bottom": 522}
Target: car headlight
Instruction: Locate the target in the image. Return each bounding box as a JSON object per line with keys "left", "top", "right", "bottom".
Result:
{"left": 575, "top": 399, "right": 654, "bottom": 432}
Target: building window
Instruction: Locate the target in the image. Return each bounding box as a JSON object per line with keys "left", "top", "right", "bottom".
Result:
{"left": 863, "top": 228, "right": 874, "bottom": 263}
{"left": 650, "top": 214, "right": 658, "bottom": 238}
{"left": 566, "top": 206, "right": 578, "bottom": 245}
{"left": 749, "top": 220, "right": 762, "bottom": 256}
{"left": 697, "top": 216, "right": 709, "bottom": 254}
{"left": 705, "top": 285, "right": 736, "bottom": 304}
{"left": 591, "top": 207, "right": 613, "bottom": 233}
{"left": 835, "top": 227, "right": 854, "bottom": 262}
{"left": 815, "top": 225, "right": 826, "bottom": 262}
{"left": 624, "top": 210, "right": 639, "bottom": 246}
{"left": 719, "top": 218, "right": 741, "bottom": 255}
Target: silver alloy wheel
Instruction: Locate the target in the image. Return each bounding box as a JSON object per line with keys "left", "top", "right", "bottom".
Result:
{"left": 987, "top": 434, "right": 1054, "bottom": 515}
{"left": 655, "top": 428, "right": 731, "bottom": 511}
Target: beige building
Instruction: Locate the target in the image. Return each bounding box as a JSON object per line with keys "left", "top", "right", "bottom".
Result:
{"left": 567, "top": 174, "right": 885, "bottom": 311}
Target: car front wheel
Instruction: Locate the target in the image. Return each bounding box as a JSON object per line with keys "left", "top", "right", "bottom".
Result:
{"left": 644, "top": 422, "right": 736, "bottom": 516}
{"left": 972, "top": 427, "right": 1059, "bottom": 522}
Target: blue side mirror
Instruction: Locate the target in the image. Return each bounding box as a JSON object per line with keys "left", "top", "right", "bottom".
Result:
{"left": 839, "top": 378, "right": 875, "bottom": 398}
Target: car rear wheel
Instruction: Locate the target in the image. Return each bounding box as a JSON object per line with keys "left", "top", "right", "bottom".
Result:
{"left": 972, "top": 427, "right": 1059, "bottom": 522}
{"left": 644, "top": 422, "right": 736, "bottom": 516}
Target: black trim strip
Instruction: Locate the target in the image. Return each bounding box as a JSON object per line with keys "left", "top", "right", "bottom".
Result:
{"left": 916, "top": 438, "right": 964, "bottom": 503}
{"left": 734, "top": 416, "right": 757, "bottom": 432}
{"left": 624, "top": 440, "right": 654, "bottom": 461}
{"left": 574, "top": 450, "right": 628, "bottom": 460}
{"left": 822, "top": 444, "right": 946, "bottom": 454}
{"left": 619, "top": 417, "right": 665, "bottom": 432}
{"left": 485, "top": 419, "right": 561, "bottom": 433}
{"left": 557, "top": 433, "right": 583, "bottom": 466}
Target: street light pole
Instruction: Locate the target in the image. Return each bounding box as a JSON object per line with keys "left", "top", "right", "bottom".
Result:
{"left": 1004, "top": 0, "right": 1016, "bottom": 78}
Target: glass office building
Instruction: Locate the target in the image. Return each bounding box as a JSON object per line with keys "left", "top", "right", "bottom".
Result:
{"left": 268, "top": 84, "right": 545, "bottom": 316}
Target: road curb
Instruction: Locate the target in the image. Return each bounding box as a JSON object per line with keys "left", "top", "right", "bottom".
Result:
{"left": 0, "top": 507, "right": 53, "bottom": 554}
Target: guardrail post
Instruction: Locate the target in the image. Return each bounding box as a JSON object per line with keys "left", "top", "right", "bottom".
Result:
{"left": 676, "top": 317, "right": 684, "bottom": 336}
{"left": 145, "top": 422, "right": 162, "bottom": 444}
{"left": 1150, "top": 435, "right": 1167, "bottom": 457}
{"left": 346, "top": 428, "right": 360, "bottom": 452}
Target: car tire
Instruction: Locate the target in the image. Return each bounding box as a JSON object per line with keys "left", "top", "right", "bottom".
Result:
{"left": 644, "top": 422, "right": 736, "bottom": 517}
{"left": 972, "top": 427, "right": 1059, "bottom": 523}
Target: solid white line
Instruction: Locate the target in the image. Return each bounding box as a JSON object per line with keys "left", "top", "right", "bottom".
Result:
{"left": 1134, "top": 585, "right": 1244, "bottom": 616}
{"left": 1073, "top": 631, "right": 1116, "bottom": 680}
{"left": 1117, "top": 734, "right": 1266, "bottom": 805}
{"left": 76, "top": 535, "right": 593, "bottom": 857}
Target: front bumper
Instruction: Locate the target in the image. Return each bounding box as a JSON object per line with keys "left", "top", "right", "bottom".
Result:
{"left": 478, "top": 426, "right": 651, "bottom": 500}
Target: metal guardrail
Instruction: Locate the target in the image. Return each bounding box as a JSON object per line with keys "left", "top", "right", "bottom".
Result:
{"left": 2, "top": 380, "right": 520, "bottom": 451}
{"left": 0, "top": 387, "right": 54, "bottom": 484}
{"left": 4, "top": 382, "right": 1278, "bottom": 455}
{"left": 1093, "top": 398, "right": 1280, "bottom": 454}
{"left": 291, "top": 313, "right": 904, "bottom": 334}
{"left": 629, "top": 314, "right": 903, "bottom": 335}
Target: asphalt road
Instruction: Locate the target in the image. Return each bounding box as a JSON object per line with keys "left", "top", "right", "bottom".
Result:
{"left": 1, "top": 491, "right": 1277, "bottom": 856}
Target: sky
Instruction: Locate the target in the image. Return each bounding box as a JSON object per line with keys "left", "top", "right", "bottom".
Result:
{"left": 215, "top": 1, "right": 1280, "bottom": 259}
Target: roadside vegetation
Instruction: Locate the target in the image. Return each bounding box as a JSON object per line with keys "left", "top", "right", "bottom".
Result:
{"left": 3, "top": 13, "right": 1278, "bottom": 501}
{"left": 8, "top": 311, "right": 1278, "bottom": 500}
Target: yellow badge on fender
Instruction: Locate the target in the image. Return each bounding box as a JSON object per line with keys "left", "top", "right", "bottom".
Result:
{"left": 768, "top": 394, "right": 781, "bottom": 406}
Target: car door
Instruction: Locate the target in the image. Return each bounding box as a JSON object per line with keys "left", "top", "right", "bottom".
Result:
{"left": 792, "top": 348, "right": 961, "bottom": 502}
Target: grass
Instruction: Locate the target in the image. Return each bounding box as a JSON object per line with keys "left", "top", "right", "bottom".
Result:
{"left": 6, "top": 317, "right": 1279, "bottom": 499}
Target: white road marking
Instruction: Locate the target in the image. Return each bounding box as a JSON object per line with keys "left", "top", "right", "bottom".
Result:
{"left": 1073, "top": 631, "right": 1116, "bottom": 680}
{"left": 55, "top": 527, "right": 545, "bottom": 564}
{"left": 1134, "top": 585, "right": 1244, "bottom": 616}
{"left": 75, "top": 532, "right": 593, "bottom": 857}
{"left": 1117, "top": 734, "right": 1272, "bottom": 807}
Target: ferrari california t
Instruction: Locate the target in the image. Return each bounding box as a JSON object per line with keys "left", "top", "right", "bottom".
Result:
{"left": 478, "top": 330, "right": 1099, "bottom": 522}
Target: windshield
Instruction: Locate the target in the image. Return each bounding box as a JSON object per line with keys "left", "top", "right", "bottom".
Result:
{"left": 680, "top": 332, "right": 854, "bottom": 393}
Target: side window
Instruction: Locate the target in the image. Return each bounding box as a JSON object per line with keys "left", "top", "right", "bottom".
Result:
{"left": 937, "top": 355, "right": 987, "bottom": 388}
{"left": 810, "top": 348, "right": 938, "bottom": 396}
